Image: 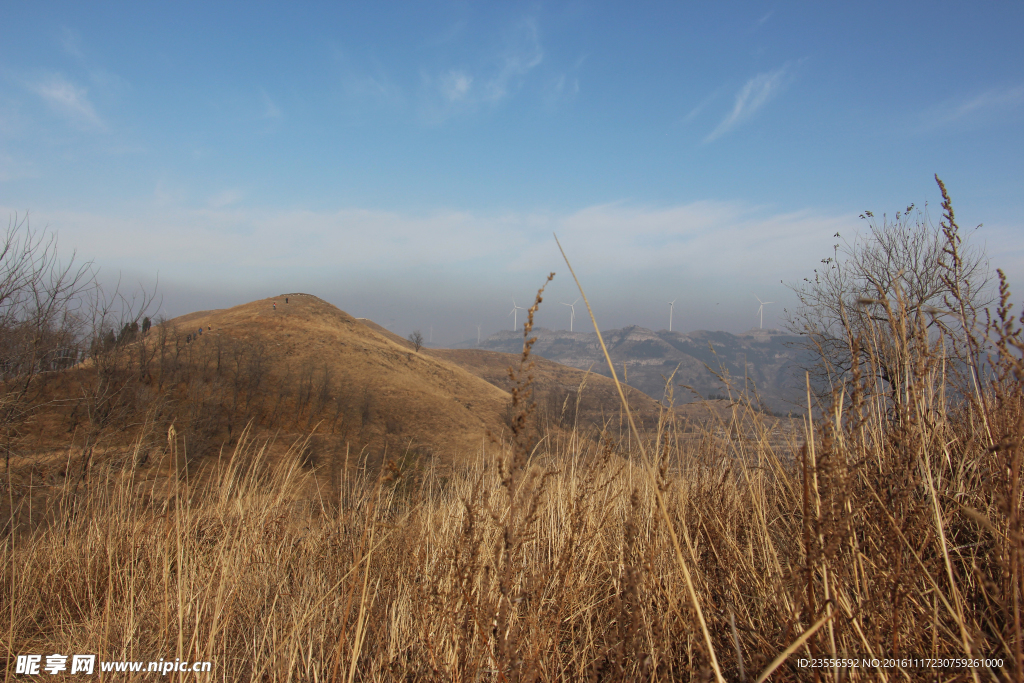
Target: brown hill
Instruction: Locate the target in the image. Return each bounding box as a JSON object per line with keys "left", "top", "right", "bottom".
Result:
{"left": 163, "top": 293, "right": 514, "bottom": 462}
{"left": 11, "top": 294, "right": 796, "bottom": 485}
{"left": 7, "top": 294, "right": 525, "bottom": 478}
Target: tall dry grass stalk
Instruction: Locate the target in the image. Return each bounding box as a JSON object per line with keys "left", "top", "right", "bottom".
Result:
{"left": 2, "top": 237, "right": 1022, "bottom": 681}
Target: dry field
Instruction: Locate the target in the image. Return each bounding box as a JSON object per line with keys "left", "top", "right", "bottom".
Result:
{"left": 3, "top": 274, "right": 1023, "bottom": 683}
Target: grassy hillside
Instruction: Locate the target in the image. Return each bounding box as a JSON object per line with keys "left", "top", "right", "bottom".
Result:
{"left": 6, "top": 294, "right": 521, "bottom": 477}
{"left": 165, "top": 293, "right": 515, "bottom": 461}
{"left": 2, "top": 279, "right": 1021, "bottom": 680}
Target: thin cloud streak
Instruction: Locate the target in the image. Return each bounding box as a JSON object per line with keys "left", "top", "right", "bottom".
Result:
{"left": 705, "top": 66, "right": 788, "bottom": 142}
{"left": 29, "top": 73, "right": 105, "bottom": 131}
{"left": 260, "top": 88, "right": 282, "bottom": 119}
{"left": 331, "top": 47, "right": 406, "bottom": 114}
{"left": 921, "top": 84, "right": 1024, "bottom": 130}
{"left": 681, "top": 87, "right": 724, "bottom": 125}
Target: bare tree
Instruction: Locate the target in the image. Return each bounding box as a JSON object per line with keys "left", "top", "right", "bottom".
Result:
{"left": 408, "top": 330, "right": 424, "bottom": 352}
{"left": 75, "top": 277, "right": 160, "bottom": 481}
{"left": 0, "top": 215, "right": 96, "bottom": 469}
{"left": 785, "top": 176, "right": 991, "bottom": 406}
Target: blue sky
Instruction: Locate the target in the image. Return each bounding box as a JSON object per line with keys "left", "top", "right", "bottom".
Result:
{"left": 2, "top": 1, "right": 1022, "bottom": 342}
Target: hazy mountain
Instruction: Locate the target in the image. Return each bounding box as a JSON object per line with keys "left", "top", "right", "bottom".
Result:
{"left": 451, "top": 326, "right": 813, "bottom": 413}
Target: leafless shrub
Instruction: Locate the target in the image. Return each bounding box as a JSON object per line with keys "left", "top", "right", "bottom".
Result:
{"left": 785, "top": 176, "right": 991, "bottom": 410}
{"left": 0, "top": 215, "right": 95, "bottom": 469}
{"left": 408, "top": 330, "right": 424, "bottom": 352}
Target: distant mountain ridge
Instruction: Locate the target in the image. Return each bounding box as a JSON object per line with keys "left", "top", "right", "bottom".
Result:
{"left": 451, "top": 326, "right": 812, "bottom": 413}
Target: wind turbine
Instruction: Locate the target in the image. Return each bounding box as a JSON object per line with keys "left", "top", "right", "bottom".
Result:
{"left": 477, "top": 324, "right": 481, "bottom": 346}
{"left": 561, "top": 298, "right": 579, "bottom": 332}
{"left": 668, "top": 299, "right": 677, "bottom": 332}
{"left": 755, "top": 295, "right": 774, "bottom": 329}
{"left": 509, "top": 299, "right": 525, "bottom": 331}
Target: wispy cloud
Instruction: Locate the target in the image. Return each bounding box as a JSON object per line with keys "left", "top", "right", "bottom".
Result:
{"left": 154, "top": 178, "right": 188, "bottom": 206}
{"left": 921, "top": 85, "right": 1024, "bottom": 130}
{"left": 208, "top": 188, "right": 244, "bottom": 208}
{"left": 11, "top": 198, "right": 1020, "bottom": 338}
{"left": 543, "top": 54, "right": 585, "bottom": 108}
{"left": 544, "top": 73, "right": 580, "bottom": 107}
{"left": 439, "top": 70, "right": 473, "bottom": 102}
{"left": 88, "top": 68, "right": 130, "bottom": 93}
{"left": 15, "top": 199, "right": 852, "bottom": 288}
{"left": 421, "top": 17, "right": 543, "bottom": 122}
{"left": 681, "top": 87, "right": 725, "bottom": 125}
{"left": 260, "top": 88, "right": 282, "bottom": 119}
{"left": 705, "top": 66, "right": 789, "bottom": 142}
{"left": 332, "top": 48, "right": 405, "bottom": 112}
{"left": 29, "top": 73, "right": 105, "bottom": 131}
{"left": 60, "top": 27, "right": 84, "bottom": 59}
{"left": 482, "top": 18, "right": 543, "bottom": 102}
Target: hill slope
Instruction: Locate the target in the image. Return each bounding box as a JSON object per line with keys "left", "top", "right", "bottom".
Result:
{"left": 167, "top": 293, "right": 513, "bottom": 462}
{"left": 354, "top": 317, "right": 667, "bottom": 431}
{"left": 14, "top": 296, "right": 798, "bottom": 479}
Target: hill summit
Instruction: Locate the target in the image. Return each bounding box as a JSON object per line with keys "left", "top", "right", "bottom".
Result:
{"left": 162, "top": 293, "right": 514, "bottom": 463}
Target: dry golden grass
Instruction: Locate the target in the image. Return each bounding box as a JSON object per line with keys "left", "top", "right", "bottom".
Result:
{"left": 6, "top": 219, "right": 1024, "bottom": 683}
{"left": 4, "top": 293, "right": 516, "bottom": 475}
{"left": 2, "top": 266, "right": 1023, "bottom": 680}
{"left": 2, "top": 368, "right": 1018, "bottom": 680}
{"left": 168, "top": 293, "right": 513, "bottom": 462}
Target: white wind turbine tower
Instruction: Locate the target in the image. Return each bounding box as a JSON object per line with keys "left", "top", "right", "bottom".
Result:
{"left": 477, "top": 324, "right": 481, "bottom": 346}
{"left": 509, "top": 299, "right": 525, "bottom": 331}
{"left": 755, "top": 295, "right": 774, "bottom": 329}
{"left": 561, "top": 298, "right": 579, "bottom": 332}
{"left": 668, "top": 299, "right": 677, "bottom": 332}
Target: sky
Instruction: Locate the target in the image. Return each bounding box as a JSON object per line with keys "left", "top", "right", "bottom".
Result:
{"left": 1, "top": 1, "right": 1022, "bottom": 343}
